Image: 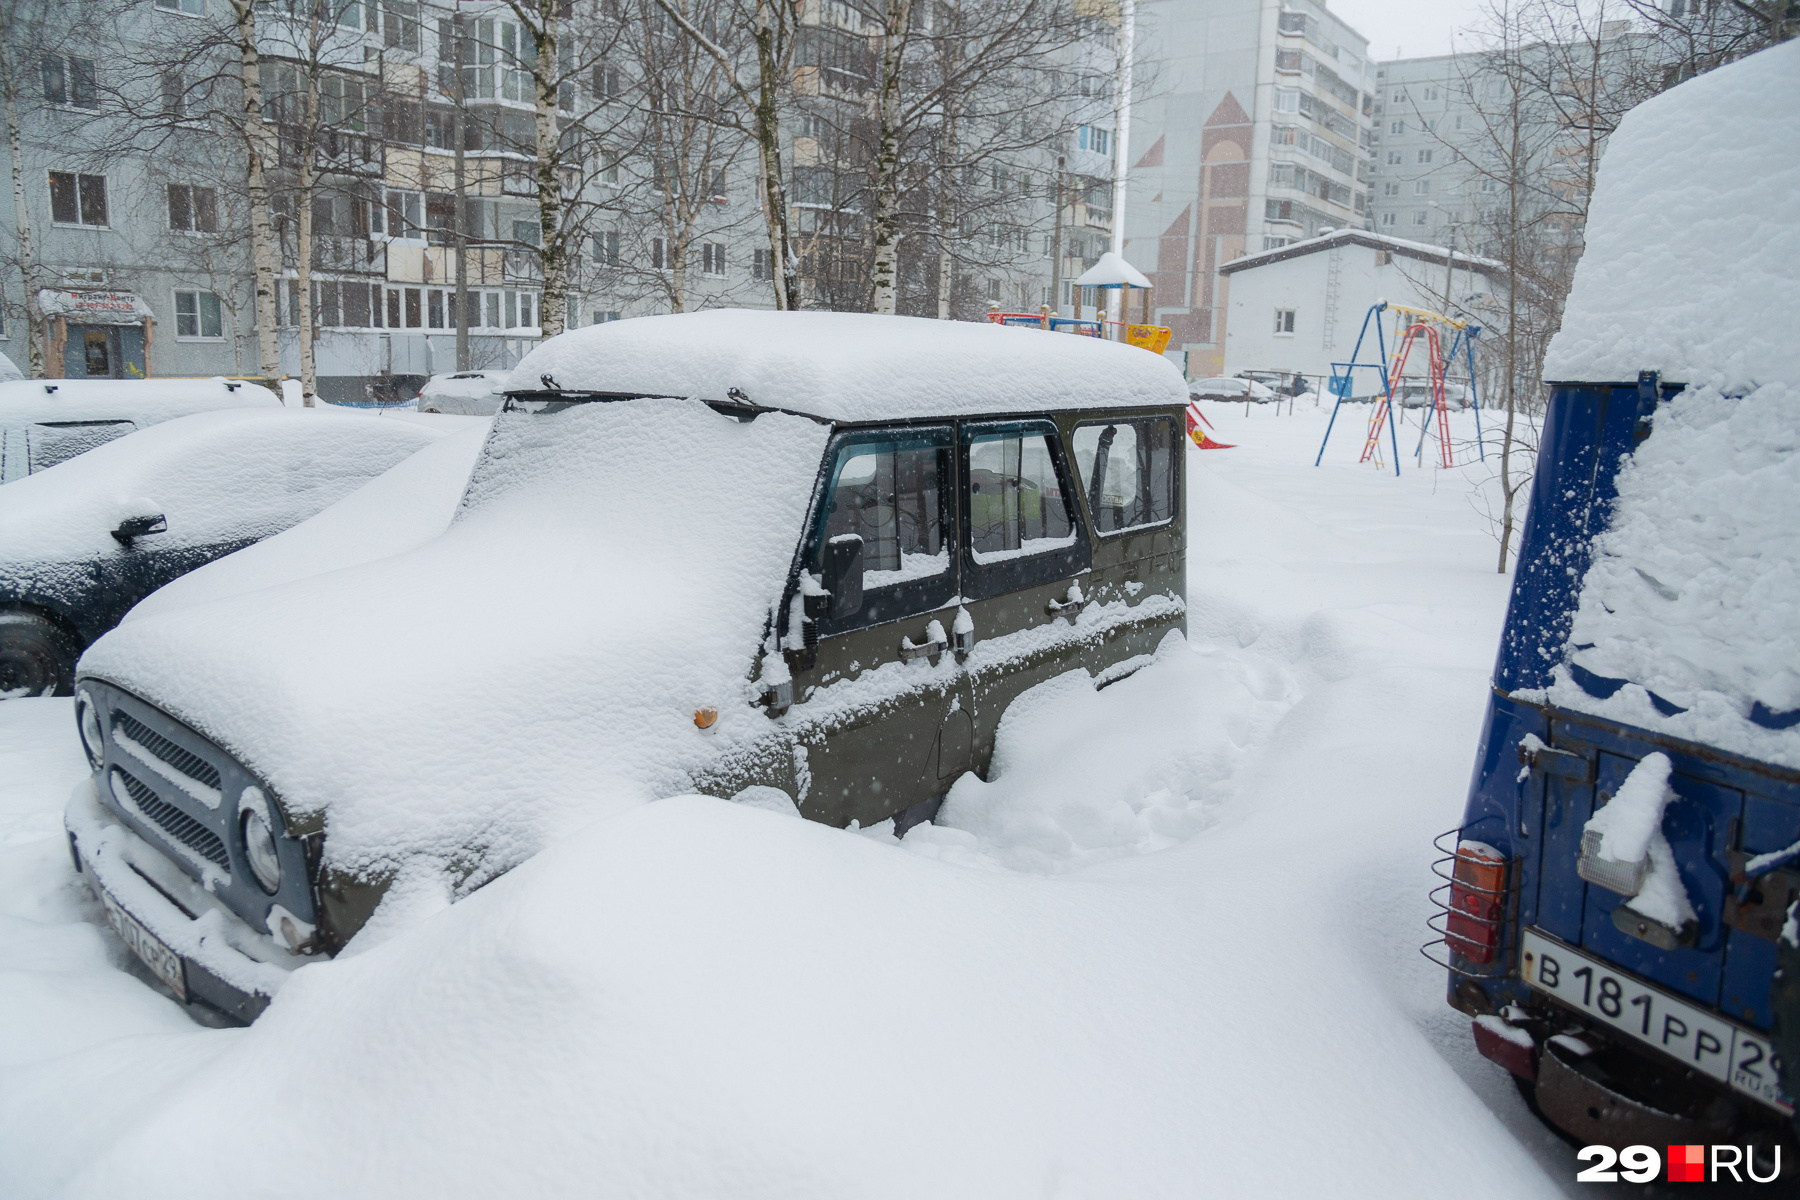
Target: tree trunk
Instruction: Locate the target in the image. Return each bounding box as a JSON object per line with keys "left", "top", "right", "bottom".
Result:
{"left": 1497, "top": 66, "right": 1524, "bottom": 575}
{"left": 868, "top": 0, "right": 910, "bottom": 315}
{"left": 936, "top": 111, "right": 957, "bottom": 320}
{"left": 754, "top": 1, "right": 796, "bottom": 310}
{"left": 5, "top": 82, "right": 45, "bottom": 376}
{"left": 529, "top": 0, "right": 567, "bottom": 339}
{"left": 453, "top": 13, "right": 470, "bottom": 371}
{"left": 296, "top": 38, "right": 319, "bottom": 406}
{"left": 232, "top": 0, "right": 283, "bottom": 384}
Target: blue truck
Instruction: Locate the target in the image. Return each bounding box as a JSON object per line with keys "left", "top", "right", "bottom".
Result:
{"left": 1432, "top": 371, "right": 1799, "bottom": 1158}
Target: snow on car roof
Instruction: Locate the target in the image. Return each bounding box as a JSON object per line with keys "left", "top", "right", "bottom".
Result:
{"left": 509, "top": 309, "right": 1188, "bottom": 421}
{"left": 0, "top": 407, "right": 443, "bottom": 568}
{"left": 79, "top": 398, "right": 834, "bottom": 881}
{"left": 1544, "top": 40, "right": 1800, "bottom": 389}
{"left": 0, "top": 377, "right": 280, "bottom": 424}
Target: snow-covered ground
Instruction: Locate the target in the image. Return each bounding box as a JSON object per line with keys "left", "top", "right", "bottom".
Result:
{"left": 0, "top": 402, "right": 1598, "bottom": 1198}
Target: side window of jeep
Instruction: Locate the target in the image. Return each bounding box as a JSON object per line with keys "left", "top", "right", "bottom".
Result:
{"left": 961, "top": 421, "right": 1088, "bottom": 599}
{"left": 812, "top": 427, "right": 956, "bottom": 633}
{"left": 1071, "top": 417, "right": 1178, "bottom": 536}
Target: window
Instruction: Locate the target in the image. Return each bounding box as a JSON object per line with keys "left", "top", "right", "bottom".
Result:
{"left": 592, "top": 309, "right": 621, "bottom": 324}
{"left": 405, "top": 287, "right": 422, "bottom": 328}
{"left": 1424, "top": 87, "right": 1438, "bottom": 101}
{"left": 161, "top": 70, "right": 186, "bottom": 117}
{"left": 156, "top": 0, "right": 207, "bottom": 12}
{"left": 1389, "top": 120, "right": 1403, "bottom": 135}
{"left": 42, "top": 56, "right": 98, "bottom": 109}
{"left": 1386, "top": 150, "right": 1402, "bottom": 165}
{"left": 1453, "top": 114, "right": 1465, "bottom": 130}
{"left": 651, "top": 237, "right": 668, "bottom": 270}
{"left": 49, "top": 172, "right": 107, "bottom": 226}
{"left": 701, "top": 242, "right": 725, "bottom": 276}
{"left": 1414, "top": 180, "right": 1431, "bottom": 195}
{"left": 1273, "top": 309, "right": 1296, "bottom": 335}
{"left": 753, "top": 247, "right": 772, "bottom": 280}
{"left": 511, "top": 219, "right": 541, "bottom": 246}
{"left": 1071, "top": 419, "right": 1176, "bottom": 537}
{"left": 1412, "top": 210, "right": 1428, "bottom": 226}
{"left": 965, "top": 423, "right": 1077, "bottom": 566}
{"left": 1077, "top": 125, "right": 1111, "bottom": 156}
{"left": 1391, "top": 88, "right": 1406, "bottom": 103}
{"left": 1382, "top": 181, "right": 1399, "bottom": 197}
{"left": 174, "top": 289, "right": 223, "bottom": 338}
{"left": 167, "top": 184, "right": 218, "bottom": 232}
{"left": 1380, "top": 211, "right": 1397, "bottom": 227}
{"left": 810, "top": 428, "right": 955, "bottom": 633}
{"left": 593, "top": 230, "right": 620, "bottom": 265}
{"left": 592, "top": 64, "right": 620, "bottom": 102}
{"left": 1274, "top": 87, "right": 1299, "bottom": 113}
{"left": 1480, "top": 178, "right": 1499, "bottom": 194}
{"left": 385, "top": 189, "right": 423, "bottom": 239}
{"left": 428, "top": 289, "right": 444, "bottom": 328}
{"left": 1261, "top": 235, "right": 1290, "bottom": 250}
{"left": 1416, "top": 149, "right": 1433, "bottom": 164}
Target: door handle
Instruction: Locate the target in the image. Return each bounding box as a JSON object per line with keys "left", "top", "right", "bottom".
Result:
{"left": 1046, "top": 581, "right": 1087, "bottom": 619}
{"left": 899, "top": 619, "right": 949, "bottom": 664}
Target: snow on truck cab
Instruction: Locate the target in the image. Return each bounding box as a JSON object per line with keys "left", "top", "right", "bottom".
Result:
{"left": 64, "top": 309, "right": 1191, "bottom": 1021}
{"left": 1432, "top": 43, "right": 1800, "bottom": 1154}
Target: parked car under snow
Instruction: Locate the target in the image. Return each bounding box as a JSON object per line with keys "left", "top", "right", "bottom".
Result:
{"left": 417, "top": 370, "right": 509, "bottom": 416}
{"left": 0, "top": 408, "right": 446, "bottom": 698}
{"left": 1190, "top": 376, "right": 1276, "bottom": 403}
{"left": 1, "top": 377, "right": 280, "bottom": 483}
{"left": 65, "top": 309, "right": 1192, "bottom": 1021}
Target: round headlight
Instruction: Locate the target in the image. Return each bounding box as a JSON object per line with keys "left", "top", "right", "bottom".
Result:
{"left": 76, "top": 692, "right": 104, "bottom": 772}
{"left": 241, "top": 805, "right": 282, "bottom": 894}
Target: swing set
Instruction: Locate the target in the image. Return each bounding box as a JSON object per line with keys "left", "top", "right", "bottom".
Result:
{"left": 1314, "top": 301, "right": 1484, "bottom": 476}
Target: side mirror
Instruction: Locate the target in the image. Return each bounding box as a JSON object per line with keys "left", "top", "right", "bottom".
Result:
{"left": 823, "top": 534, "right": 863, "bottom": 620}
{"left": 111, "top": 513, "right": 168, "bottom": 547}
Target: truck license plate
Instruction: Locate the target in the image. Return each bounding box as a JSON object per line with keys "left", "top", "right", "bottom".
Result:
{"left": 100, "top": 885, "right": 187, "bottom": 1004}
{"left": 1520, "top": 929, "right": 1789, "bottom": 1115}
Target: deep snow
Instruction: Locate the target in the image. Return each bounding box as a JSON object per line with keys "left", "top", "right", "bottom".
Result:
{"left": 0, "top": 404, "right": 1599, "bottom": 1197}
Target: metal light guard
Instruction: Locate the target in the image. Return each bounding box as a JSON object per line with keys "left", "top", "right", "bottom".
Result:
{"left": 1422, "top": 827, "right": 1520, "bottom": 979}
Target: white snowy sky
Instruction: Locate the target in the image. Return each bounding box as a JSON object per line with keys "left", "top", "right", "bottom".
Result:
{"left": 1330, "top": 0, "right": 1492, "bottom": 62}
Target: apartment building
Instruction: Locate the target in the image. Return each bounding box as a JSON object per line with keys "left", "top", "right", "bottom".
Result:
{"left": 1121, "top": 0, "right": 1375, "bottom": 377}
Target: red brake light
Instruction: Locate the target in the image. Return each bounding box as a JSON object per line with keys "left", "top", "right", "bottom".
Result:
{"left": 1446, "top": 841, "right": 1507, "bottom": 963}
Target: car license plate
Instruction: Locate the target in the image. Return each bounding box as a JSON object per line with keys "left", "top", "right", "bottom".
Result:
{"left": 100, "top": 885, "right": 187, "bottom": 1004}
{"left": 1520, "top": 929, "right": 1790, "bottom": 1115}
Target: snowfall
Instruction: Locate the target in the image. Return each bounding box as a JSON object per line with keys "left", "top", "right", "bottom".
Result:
{"left": 0, "top": 401, "right": 1621, "bottom": 1199}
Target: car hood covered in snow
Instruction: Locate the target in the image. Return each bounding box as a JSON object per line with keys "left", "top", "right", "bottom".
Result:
{"left": 78, "top": 398, "right": 832, "bottom": 883}
{"left": 0, "top": 408, "right": 442, "bottom": 570}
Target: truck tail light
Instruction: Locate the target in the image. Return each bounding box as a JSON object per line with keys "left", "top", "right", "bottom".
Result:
{"left": 1445, "top": 841, "right": 1508, "bottom": 963}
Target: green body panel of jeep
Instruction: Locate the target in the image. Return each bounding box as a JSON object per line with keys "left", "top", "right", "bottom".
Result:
{"left": 692, "top": 407, "right": 1188, "bottom": 828}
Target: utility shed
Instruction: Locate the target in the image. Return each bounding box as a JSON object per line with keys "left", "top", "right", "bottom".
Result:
{"left": 1218, "top": 230, "right": 1500, "bottom": 385}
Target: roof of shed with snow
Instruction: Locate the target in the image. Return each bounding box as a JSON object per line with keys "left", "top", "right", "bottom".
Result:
{"left": 508, "top": 309, "right": 1189, "bottom": 422}
{"left": 1217, "top": 229, "right": 1502, "bottom": 277}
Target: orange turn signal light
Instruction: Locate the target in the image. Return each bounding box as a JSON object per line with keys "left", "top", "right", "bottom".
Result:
{"left": 694, "top": 707, "right": 719, "bottom": 730}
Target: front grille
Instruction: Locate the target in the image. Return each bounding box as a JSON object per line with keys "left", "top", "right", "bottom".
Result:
{"left": 113, "top": 766, "right": 230, "bottom": 869}
{"left": 114, "top": 711, "right": 223, "bottom": 792}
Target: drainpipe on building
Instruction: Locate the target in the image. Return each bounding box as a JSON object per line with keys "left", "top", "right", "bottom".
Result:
{"left": 1106, "top": 0, "right": 1135, "bottom": 339}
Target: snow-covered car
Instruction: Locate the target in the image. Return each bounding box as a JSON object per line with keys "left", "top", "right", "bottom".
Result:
{"left": 65, "top": 309, "right": 1191, "bottom": 1021}
{"left": 1393, "top": 381, "right": 1472, "bottom": 410}
{"left": 418, "top": 370, "right": 508, "bottom": 416}
{"left": 0, "top": 408, "right": 446, "bottom": 698}
{"left": 1189, "top": 376, "right": 1276, "bottom": 403}
{"left": 1, "top": 377, "right": 280, "bottom": 483}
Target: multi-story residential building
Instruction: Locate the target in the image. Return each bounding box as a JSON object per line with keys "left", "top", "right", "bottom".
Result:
{"left": 1120, "top": 0, "right": 1375, "bottom": 378}
{"left": 4, "top": 0, "right": 1112, "bottom": 396}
